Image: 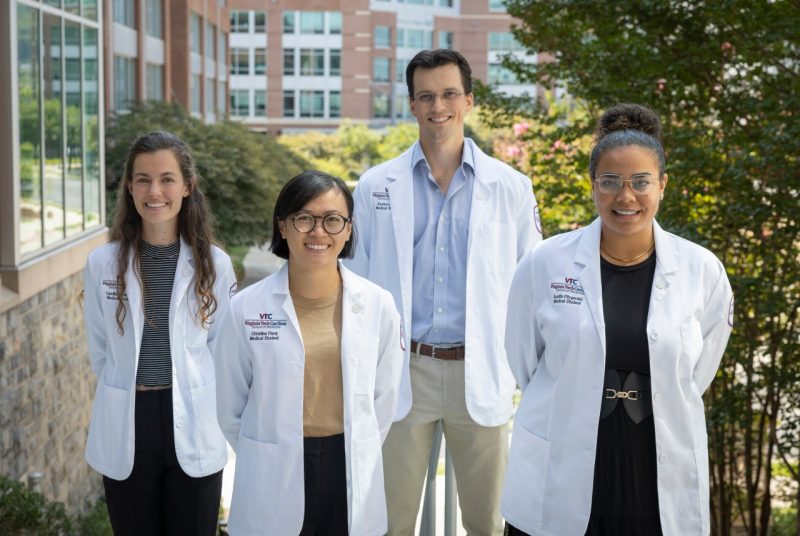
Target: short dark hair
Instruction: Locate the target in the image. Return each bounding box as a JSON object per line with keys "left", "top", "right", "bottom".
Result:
{"left": 406, "top": 49, "right": 473, "bottom": 98}
{"left": 270, "top": 170, "right": 356, "bottom": 260}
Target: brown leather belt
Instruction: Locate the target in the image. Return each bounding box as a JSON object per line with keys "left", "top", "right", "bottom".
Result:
{"left": 412, "top": 341, "right": 466, "bottom": 361}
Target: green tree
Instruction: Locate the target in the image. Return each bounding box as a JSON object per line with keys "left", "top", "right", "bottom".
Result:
{"left": 105, "top": 102, "right": 309, "bottom": 247}
{"left": 477, "top": 2, "right": 800, "bottom": 535}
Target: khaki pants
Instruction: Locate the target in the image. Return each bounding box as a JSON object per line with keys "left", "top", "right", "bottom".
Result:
{"left": 383, "top": 352, "right": 508, "bottom": 536}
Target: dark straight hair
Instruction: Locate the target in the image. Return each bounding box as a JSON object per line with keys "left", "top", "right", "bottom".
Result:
{"left": 406, "top": 49, "right": 473, "bottom": 98}
{"left": 270, "top": 170, "right": 356, "bottom": 260}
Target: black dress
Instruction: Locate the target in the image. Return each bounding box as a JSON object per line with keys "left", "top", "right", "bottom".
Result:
{"left": 586, "top": 254, "right": 662, "bottom": 535}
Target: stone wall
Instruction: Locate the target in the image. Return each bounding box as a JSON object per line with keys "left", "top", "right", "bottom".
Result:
{"left": 0, "top": 270, "right": 102, "bottom": 511}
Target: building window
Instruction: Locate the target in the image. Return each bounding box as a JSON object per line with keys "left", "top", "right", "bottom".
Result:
{"left": 231, "top": 10, "right": 249, "bottom": 33}
{"left": 205, "top": 77, "right": 215, "bottom": 114}
{"left": 398, "top": 29, "right": 432, "bottom": 49}
{"left": 396, "top": 59, "right": 408, "bottom": 82}
{"left": 488, "top": 32, "right": 524, "bottom": 52}
{"left": 300, "top": 48, "right": 325, "bottom": 76}
{"left": 231, "top": 48, "right": 249, "bottom": 75}
{"left": 439, "top": 31, "right": 454, "bottom": 50}
{"left": 113, "top": 0, "right": 135, "bottom": 28}
{"left": 489, "top": 0, "right": 506, "bottom": 10}
{"left": 395, "top": 95, "right": 412, "bottom": 119}
{"left": 217, "top": 80, "right": 226, "bottom": 114}
{"left": 205, "top": 22, "right": 216, "bottom": 59}
{"left": 299, "top": 90, "right": 325, "bottom": 117}
{"left": 488, "top": 63, "right": 518, "bottom": 84}
{"left": 231, "top": 89, "right": 249, "bottom": 117}
{"left": 254, "top": 12, "right": 266, "bottom": 33}
{"left": 283, "top": 11, "right": 295, "bottom": 34}
{"left": 373, "top": 92, "right": 390, "bottom": 118}
{"left": 283, "top": 90, "right": 295, "bottom": 117}
{"left": 373, "top": 57, "right": 390, "bottom": 82}
{"left": 218, "top": 32, "right": 227, "bottom": 69}
{"left": 190, "top": 13, "right": 201, "bottom": 53}
{"left": 283, "top": 48, "right": 295, "bottom": 75}
{"left": 191, "top": 74, "right": 201, "bottom": 113}
{"left": 254, "top": 48, "right": 267, "bottom": 75}
{"left": 254, "top": 90, "right": 267, "bottom": 116}
{"left": 146, "top": 0, "right": 162, "bottom": 38}
{"left": 114, "top": 56, "right": 136, "bottom": 111}
{"left": 16, "top": 4, "right": 102, "bottom": 255}
{"left": 329, "top": 49, "right": 341, "bottom": 76}
{"left": 329, "top": 90, "right": 341, "bottom": 118}
{"left": 146, "top": 63, "right": 163, "bottom": 100}
{"left": 375, "top": 26, "right": 391, "bottom": 48}
{"left": 329, "top": 12, "right": 342, "bottom": 35}
{"left": 440, "top": 0, "right": 453, "bottom": 6}
{"left": 299, "top": 12, "right": 325, "bottom": 34}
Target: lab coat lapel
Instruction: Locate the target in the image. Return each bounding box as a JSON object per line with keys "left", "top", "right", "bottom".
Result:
{"left": 648, "top": 220, "right": 677, "bottom": 322}
{"left": 386, "top": 146, "right": 415, "bottom": 323}
{"left": 574, "top": 218, "right": 606, "bottom": 345}
{"left": 274, "top": 263, "right": 304, "bottom": 366}
{"left": 467, "top": 141, "right": 495, "bottom": 258}
{"left": 340, "top": 265, "right": 366, "bottom": 396}
{"left": 124, "top": 249, "right": 143, "bottom": 373}
{"left": 169, "top": 238, "right": 194, "bottom": 334}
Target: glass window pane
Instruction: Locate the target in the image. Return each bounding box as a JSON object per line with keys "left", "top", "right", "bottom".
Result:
{"left": 254, "top": 12, "right": 266, "bottom": 33}
{"left": 439, "top": 31, "right": 453, "bottom": 49}
{"left": 146, "top": 63, "right": 163, "bottom": 101}
{"left": 329, "top": 90, "right": 341, "bottom": 118}
{"left": 83, "top": 27, "right": 101, "bottom": 230}
{"left": 65, "top": 0, "right": 81, "bottom": 15}
{"left": 283, "top": 11, "right": 295, "bottom": 34}
{"left": 65, "top": 21, "right": 83, "bottom": 237}
{"left": 205, "top": 22, "right": 215, "bottom": 59}
{"left": 329, "top": 49, "right": 340, "bottom": 76}
{"left": 146, "top": 0, "right": 163, "bottom": 38}
{"left": 283, "top": 90, "right": 295, "bottom": 117}
{"left": 114, "top": 0, "right": 135, "bottom": 28}
{"left": 205, "top": 77, "right": 214, "bottom": 114}
{"left": 374, "top": 57, "right": 390, "bottom": 82}
{"left": 18, "top": 4, "right": 43, "bottom": 254}
{"left": 190, "top": 14, "right": 201, "bottom": 53}
{"left": 217, "top": 80, "right": 226, "bottom": 114}
{"left": 299, "top": 12, "right": 324, "bottom": 34}
{"left": 328, "top": 12, "right": 342, "bottom": 35}
{"left": 283, "top": 48, "right": 294, "bottom": 75}
{"left": 113, "top": 56, "right": 135, "bottom": 111}
{"left": 254, "top": 48, "right": 266, "bottom": 75}
{"left": 372, "top": 92, "right": 389, "bottom": 118}
{"left": 254, "top": 90, "right": 266, "bottom": 116}
{"left": 489, "top": 0, "right": 506, "bottom": 10}
{"left": 191, "top": 75, "right": 201, "bottom": 113}
{"left": 396, "top": 59, "right": 407, "bottom": 82}
{"left": 83, "top": 0, "right": 99, "bottom": 21}
{"left": 374, "top": 26, "right": 390, "bottom": 48}
{"left": 218, "top": 32, "right": 227, "bottom": 67}
{"left": 43, "top": 13, "right": 65, "bottom": 245}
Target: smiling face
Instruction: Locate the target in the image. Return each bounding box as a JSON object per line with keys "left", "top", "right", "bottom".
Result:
{"left": 592, "top": 145, "right": 667, "bottom": 243}
{"left": 128, "top": 149, "right": 190, "bottom": 243}
{"left": 279, "top": 188, "right": 352, "bottom": 272}
{"left": 410, "top": 63, "right": 473, "bottom": 147}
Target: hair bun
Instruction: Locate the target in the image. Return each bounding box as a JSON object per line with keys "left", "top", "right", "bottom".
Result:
{"left": 596, "top": 103, "right": 661, "bottom": 142}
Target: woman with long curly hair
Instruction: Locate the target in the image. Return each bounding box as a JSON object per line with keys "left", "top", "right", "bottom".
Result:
{"left": 82, "top": 131, "right": 235, "bottom": 535}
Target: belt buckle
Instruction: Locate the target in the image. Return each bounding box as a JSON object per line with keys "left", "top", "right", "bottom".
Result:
{"left": 430, "top": 344, "right": 455, "bottom": 360}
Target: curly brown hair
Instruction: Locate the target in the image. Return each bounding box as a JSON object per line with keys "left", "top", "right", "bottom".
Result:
{"left": 111, "top": 131, "right": 219, "bottom": 334}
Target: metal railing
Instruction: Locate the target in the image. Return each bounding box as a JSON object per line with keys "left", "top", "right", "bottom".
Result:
{"left": 419, "top": 421, "right": 458, "bottom": 536}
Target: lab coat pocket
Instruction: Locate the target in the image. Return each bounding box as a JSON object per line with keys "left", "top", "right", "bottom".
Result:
{"left": 354, "top": 337, "right": 380, "bottom": 394}
{"left": 502, "top": 424, "right": 551, "bottom": 531}
{"left": 679, "top": 321, "right": 704, "bottom": 376}
{"left": 352, "top": 433, "right": 386, "bottom": 534}
{"left": 229, "top": 435, "right": 278, "bottom": 534}
{"left": 189, "top": 382, "right": 227, "bottom": 468}
{"left": 484, "top": 222, "right": 516, "bottom": 273}
{"left": 86, "top": 382, "right": 131, "bottom": 477}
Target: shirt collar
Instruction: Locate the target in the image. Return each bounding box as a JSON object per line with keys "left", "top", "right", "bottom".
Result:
{"left": 411, "top": 139, "right": 475, "bottom": 177}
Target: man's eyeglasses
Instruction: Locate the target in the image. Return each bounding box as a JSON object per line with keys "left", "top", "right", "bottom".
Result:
{"left": 285, "top": 213, "right": 351, "bottom": 234}
{"left": 594, "top": 174, "right": 659, "bottom": 196}
{"left": 412, "top": 90, "right": 464, "bottom": 104}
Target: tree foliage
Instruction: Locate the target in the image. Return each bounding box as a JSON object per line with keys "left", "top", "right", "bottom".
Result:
{"left": 105, "top": 102, "right": 309, "bottom": 247}
{"left": 477, "top": 2, "right": 800, "bottom": 534}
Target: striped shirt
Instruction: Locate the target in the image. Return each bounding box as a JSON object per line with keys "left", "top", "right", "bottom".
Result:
{"left": 410, "top": 142, "right": 475, "bottom": 344}
{"left": 135, "top": 240, "right": 180, "bottom": 386}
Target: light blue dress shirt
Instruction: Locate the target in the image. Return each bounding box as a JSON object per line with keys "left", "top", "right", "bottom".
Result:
{"left": 410, "top": 142, "right": 475, "bottom": 344}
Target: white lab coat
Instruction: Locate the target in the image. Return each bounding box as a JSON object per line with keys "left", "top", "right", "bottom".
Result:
{"left": 82, "top": 239, "right": 236, "bottom": 480}
{"left": 346, "top": 138, "right": 542, "bottom": 426}
{"left": 214, "top": 262, "right": 403, "bottom": 536}
{"left": 502, "top": 218, "right": 733, "bottom": 536}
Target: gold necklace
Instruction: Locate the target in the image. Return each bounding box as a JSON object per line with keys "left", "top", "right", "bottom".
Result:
{"left": 600, "top": 237, "right": 655, "bottom": 264}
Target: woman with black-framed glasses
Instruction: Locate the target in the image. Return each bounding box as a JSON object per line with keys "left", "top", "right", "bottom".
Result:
{"left": 502, "top": 104, "right": 733, "bottom": 535}
{"left": 214, "top": 170, "right": 403, "bottom": 535}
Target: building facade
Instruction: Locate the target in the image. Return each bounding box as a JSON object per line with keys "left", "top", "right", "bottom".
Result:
{"left": 227, "top": 0, "right": 539, "bottom": 133}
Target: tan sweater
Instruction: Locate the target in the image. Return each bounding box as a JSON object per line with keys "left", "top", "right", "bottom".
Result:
{"left": 291, "top": 284, "right": 345, "bottom": 437}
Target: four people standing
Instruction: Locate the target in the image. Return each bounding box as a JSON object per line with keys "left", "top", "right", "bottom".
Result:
{"left": 84, "top": 53, "right": 731, "bottom": 536}
{"left": 347, "top": 49, "right": 541, "bottom": 535}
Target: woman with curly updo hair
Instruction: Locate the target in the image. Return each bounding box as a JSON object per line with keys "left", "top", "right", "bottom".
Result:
{"left": 82, "top": 131, "right": 235, "bottom": 535}
{"left": 502, "top": 104, "right": 733, "bottom": 535}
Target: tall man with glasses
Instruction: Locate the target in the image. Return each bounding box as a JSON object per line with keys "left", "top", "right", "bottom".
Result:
{"left": 347, "top": 49, "right": 542, "bottom": 535}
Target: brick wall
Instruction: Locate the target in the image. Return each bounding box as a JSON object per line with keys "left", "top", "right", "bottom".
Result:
{"left": 0, "top": 271, "right": 102, "bottom": 511}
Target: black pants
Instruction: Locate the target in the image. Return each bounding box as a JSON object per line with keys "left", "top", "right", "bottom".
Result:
{"left": 299, "top": 433, "right": 348, "bottom": 536}
{"left": 103, "top": 389, "right": 222, "bottom": 536}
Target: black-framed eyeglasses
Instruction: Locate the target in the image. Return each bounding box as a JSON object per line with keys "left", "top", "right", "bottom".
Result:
{"left": 285, "top": 213, "right": 351, "bottom": 234}
{"left": 594, "top": 173, "right": 659, "bottom": 196}
{"left": 411, "top": 90, "right": 464, "bottom": 104}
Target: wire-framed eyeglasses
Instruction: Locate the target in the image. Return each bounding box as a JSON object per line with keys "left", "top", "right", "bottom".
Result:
{"left": 285, "top": 213, "right": 351, "bottom": 234}
{"left": 594, "top": 174, "right": 659, "bottom": 195}
{"left": 412, "top": 90, "right": 464, "bottom": 105}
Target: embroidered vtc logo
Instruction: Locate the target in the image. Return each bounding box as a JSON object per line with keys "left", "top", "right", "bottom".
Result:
{"left": 549, "top": 277, "right": 585, "bottom": 305}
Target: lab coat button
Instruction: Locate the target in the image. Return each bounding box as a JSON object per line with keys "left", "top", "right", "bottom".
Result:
{"left": 352, "top": 303, "right": 364, "bottom": 314}
{"left": 655, "top": 280, "right": 665, "bottom": 289}
{"left": 653, "top": 392, "right": 662, "bottom": 401}
{"left": 175, "top": 419, "right": 182, "bottom": 429}
{"left": 650, "top": 332, "right": 659, "bottom": 341}
{"left": 658, "top": 454, "right": 666, "bottom": 463}
{"left": 437, "top": 277, "right": 443, "bottom": 283}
